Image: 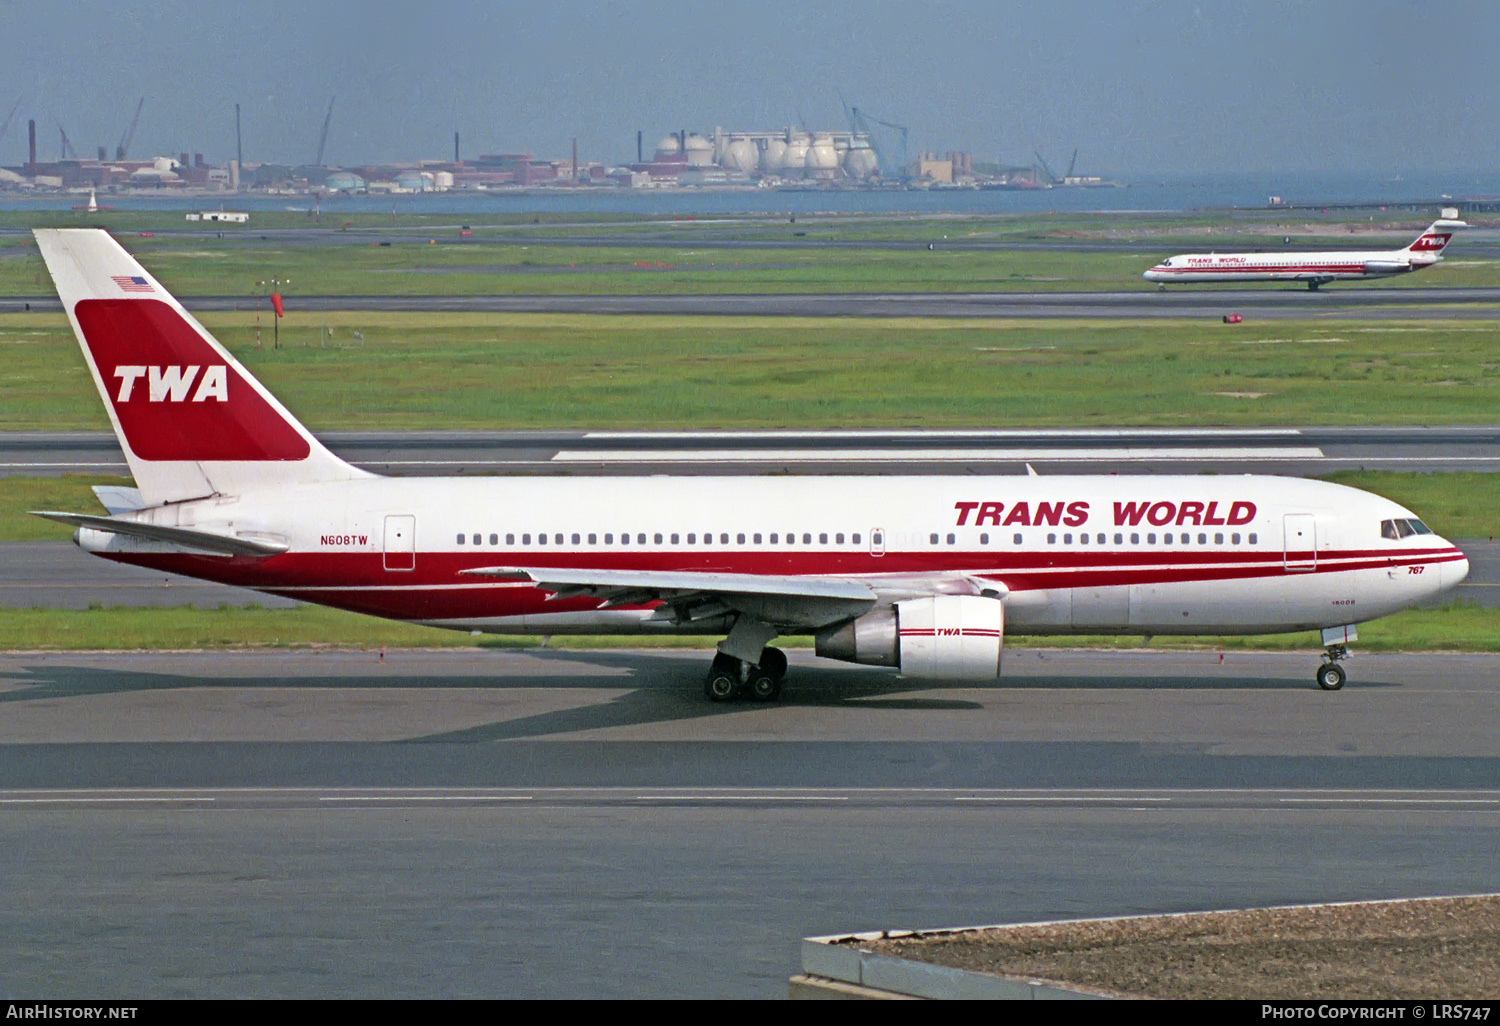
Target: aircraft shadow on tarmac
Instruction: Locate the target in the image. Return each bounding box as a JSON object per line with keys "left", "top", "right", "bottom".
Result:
{"left": 0, "top": 650, "right": 1395, "bottom": 744}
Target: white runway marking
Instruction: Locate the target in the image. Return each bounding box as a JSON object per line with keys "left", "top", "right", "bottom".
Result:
{"left": 552, "top": 447, "right": 1327, "bottom": 463}
{"left": 584, "top": 428, "right": 1309, "bottom": 439}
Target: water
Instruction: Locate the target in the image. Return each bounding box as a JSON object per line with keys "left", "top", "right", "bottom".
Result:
{"left": 9, "top": 170, "right": 1500, "bottom": 217}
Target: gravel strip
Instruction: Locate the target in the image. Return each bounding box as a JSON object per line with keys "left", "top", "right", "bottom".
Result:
{"left": 862, "top": 895, "right": 1500, "bottom": 999}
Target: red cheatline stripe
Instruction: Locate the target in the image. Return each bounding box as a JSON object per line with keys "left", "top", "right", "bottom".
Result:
{"left": 1153, "top": 265, "right": 1370, "bottom": 275}
{"left": 105, "top": 545, "right": 1465, "bottom": 591}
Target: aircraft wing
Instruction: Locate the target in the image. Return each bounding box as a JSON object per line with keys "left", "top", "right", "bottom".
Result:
{"left": 31, "top": 510, "right": 290, "bottom": 557}
{"left": 459, "top": 565, "right": 878, "bottom": 629}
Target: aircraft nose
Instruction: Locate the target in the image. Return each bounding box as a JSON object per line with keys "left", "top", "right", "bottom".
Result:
{"left": 1444, "top": 552, "right": 1471, "bottom": 592}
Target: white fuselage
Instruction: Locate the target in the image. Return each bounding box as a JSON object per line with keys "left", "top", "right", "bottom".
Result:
{"left": 80, "top": 473, "right": 1467, "bottom": 638}
{"left": 1143, "top": 248, "right": 1432, "bottom": 284}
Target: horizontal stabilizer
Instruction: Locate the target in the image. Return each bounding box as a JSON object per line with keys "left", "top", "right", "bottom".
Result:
{"left": 31, "top": 510, "right": 289, "bottom": 556}
{"left": 91, "top": 485, "right": 146, "bottom": 515}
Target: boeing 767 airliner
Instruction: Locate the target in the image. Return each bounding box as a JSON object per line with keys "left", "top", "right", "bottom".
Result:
{"left": 32, "top": 229, "right": 1467, "bottom": 697}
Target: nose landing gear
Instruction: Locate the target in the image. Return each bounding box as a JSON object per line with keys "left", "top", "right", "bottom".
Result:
{"left": 1317, "top": 644, "right": 1348, "bottom": 691}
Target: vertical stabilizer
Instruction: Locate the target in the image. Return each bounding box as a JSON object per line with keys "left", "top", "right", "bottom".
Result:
{"left": 34, "top": 228, "right": 372, "bottom": 505}
{"left": 1402, "top": 218, "right": 1468, "bottom": 260}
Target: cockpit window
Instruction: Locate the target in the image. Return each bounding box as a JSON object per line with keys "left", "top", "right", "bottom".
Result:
{"left": 1382, "top": 518, "right": 1433, "bottom": 540}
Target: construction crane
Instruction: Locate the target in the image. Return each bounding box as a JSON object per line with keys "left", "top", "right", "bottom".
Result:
{"left": 1032, "top": 149, "right": 1058, "bottom": 185}
{"left": 57, "top": 122, "right": 77, "bottom": 160}
{"left": 851, "top": 106, "right": 909, "bottom": 180}
{"left": 314, "top": 96, "right": 335, "bottom": 167}
{"left": 1065, "top": 149, "right": 1078, "bottom": 180}
{"left": 0, "top": 98, "right": 21, "bottom": 153}
{"left": 115, "top": 97, "right": 143, "bottom": 161}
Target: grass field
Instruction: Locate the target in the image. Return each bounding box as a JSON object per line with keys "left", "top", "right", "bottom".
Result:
{"left": 0, "top": 600, "right": 1492, "bottom": 654}
{"left": 2, "top": 208, "right": 1495, "bottom": 296}
{"left": 6, "top": 311, "right": 1500, "bottom": 432}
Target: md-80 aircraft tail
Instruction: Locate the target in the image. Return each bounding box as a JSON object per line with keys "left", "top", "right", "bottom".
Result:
{"left": 33, "top": 228, "right": 369, "bottom": 506}
{"left": 1401, "top": 219, "right": 1466, "bottom": 260}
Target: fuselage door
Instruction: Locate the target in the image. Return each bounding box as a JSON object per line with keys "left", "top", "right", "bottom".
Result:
{"left": 870, "top": 528, "right": 886, "bottom": 557}
{"left": 384, "top": 514, "right": 416, "bottom": 571}
{"left": 1283, "top": 513, "right": 1316, "bottom": 572}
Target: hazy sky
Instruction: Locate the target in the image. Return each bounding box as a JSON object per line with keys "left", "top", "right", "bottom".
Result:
{"left": 2, "top": 0, "right": 1495, "bottom": 175}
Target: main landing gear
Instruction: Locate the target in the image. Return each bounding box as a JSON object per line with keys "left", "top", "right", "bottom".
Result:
{"left": 1317, "top": 644, "right": 1348, "bottom": 691}
{"left": 704, "top": 647, "right": 788, "bottom": 703}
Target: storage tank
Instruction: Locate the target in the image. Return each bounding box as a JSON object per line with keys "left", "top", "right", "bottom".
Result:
{"left": 323, "top": 171, "right": 366, "bottom": 192}
{"left": 684, "top": 133, "right": 714, "bottom": 166}
{"left": 844, "top": 137, "right": 879, "bottom": 179}
{"left": 759, "top": 136, "right": 787, "bottom": 174}
{"left": 654, "top": 135, "right": 682, "bottom": 160}
{"left": 781, "top": 134, "right": 809, "bottom": 179}
{"left": 394, "top": 170, "right": 431, "bottom": 192}
{"left": 722, "top": 136, "right": 758, "bottom": 174}
{"left": 806, "top": 133, "right": 839, "bottom": 179}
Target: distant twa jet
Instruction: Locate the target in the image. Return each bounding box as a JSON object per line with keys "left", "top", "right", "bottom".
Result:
{"left": 32, "top": 229, "right": 1467, "bottom": 696}
{"left": 1144, "top": 219, "right": 1468, "bottom": 290}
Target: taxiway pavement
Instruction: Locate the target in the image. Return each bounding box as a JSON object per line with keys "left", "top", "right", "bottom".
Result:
{"left": 5, "top": 286, "right": 1500, "bottom": 319}
{"left": 1, "top": 647, "right": 1497, "bottom": 997}
{"left": 8, "top": 425, "right": 1500, "bottom": 478}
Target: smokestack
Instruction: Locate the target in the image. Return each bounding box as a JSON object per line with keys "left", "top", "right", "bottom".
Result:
{"left": 572, "top": 137, "right": 577, "bottom": 180}
{"left": 454, "top": 131, "right": 460, "bottom": 163}
{"left": 97, "top": 145, "right": 107, "bottom": 162}
{"left": 179, "top": 152, "right": 189, "bottom": 168}
{"left": 235, "top": 103, "right": 242, "bottom": 189}
{"left": 27, "top": 119, "right": 36, "bottom": 172}
{"left": 637, "top": 130, "right": 642, "bottom": 163}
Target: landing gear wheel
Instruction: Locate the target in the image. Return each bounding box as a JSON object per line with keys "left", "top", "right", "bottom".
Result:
{"left": 757, "top": 647, "right": 788, "bottom": 681}
{"left": 705, "top": 670, "right": 739, "bottom": 702}
{"left": 706, "top": 653, "right": 743, "bottom": 702}
{"left": 1317, "top": 663, "right": 1346, "bottom": 691}
{"left": 748, "top": 672, "right": 782, "bottom": 702}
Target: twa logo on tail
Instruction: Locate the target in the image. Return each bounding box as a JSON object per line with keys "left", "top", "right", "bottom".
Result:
{"left": 1408, "top": 233, "right": 1453, "bottom": 253}
{"left": 33, "top": 227, "right": 365, "bottom": 506}
{"left": 114, "top": 365, "right": 229, "bottom": 403}
{"left": 74, "top": 298, "right": 311, "bottom": 462}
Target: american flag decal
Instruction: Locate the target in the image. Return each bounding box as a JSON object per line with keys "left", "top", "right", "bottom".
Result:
{"left": 111, "top": 275, "right": 153, "bottom": 292}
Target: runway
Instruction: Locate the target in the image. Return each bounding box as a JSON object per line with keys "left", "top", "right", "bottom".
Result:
{"left": 4, "top": 286, "right": 1500, "bottom": 319}
{"left": 9, "top": 425, "right": 1500, "bottom": 477}
{"left": 2, "top": 648, "right": 1497, "bottom": 997}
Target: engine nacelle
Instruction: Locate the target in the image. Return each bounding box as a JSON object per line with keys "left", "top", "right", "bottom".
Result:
{"left": 816, "top": 595, "right": 1003, "bottom": 681}
{"left": 1363, "top": 260, "right": 1409, "bottom": 275}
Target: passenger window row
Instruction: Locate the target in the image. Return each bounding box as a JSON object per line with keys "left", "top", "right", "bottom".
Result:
{"left": 455, "top": 531, "right": 865, "bottom": 547}
{"left": 1045, "top": 531, "right": 1257, "bottom": 546}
